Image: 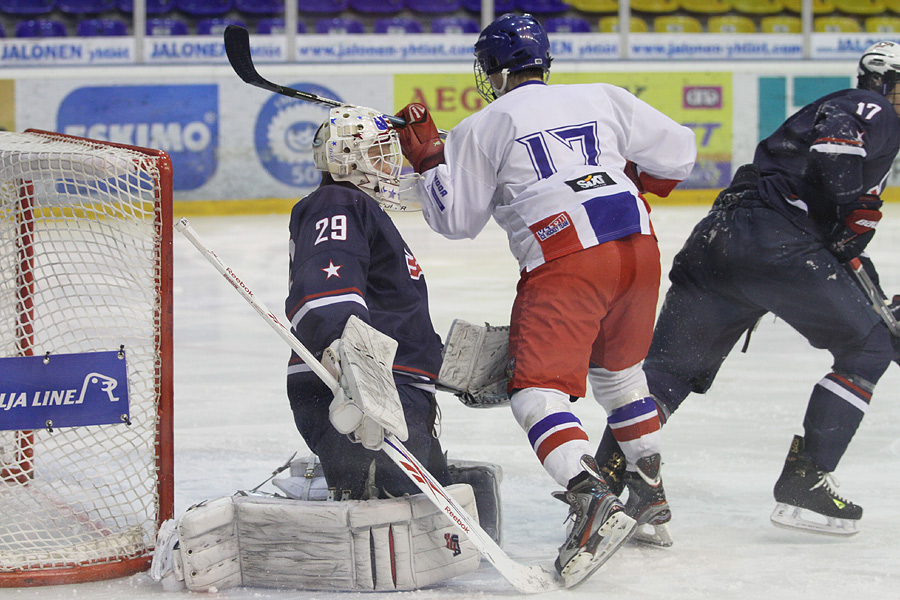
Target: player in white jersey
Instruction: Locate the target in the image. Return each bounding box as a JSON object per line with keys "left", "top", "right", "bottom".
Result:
{"left": 395, "top": 13, "right": 696, "bottom": 588}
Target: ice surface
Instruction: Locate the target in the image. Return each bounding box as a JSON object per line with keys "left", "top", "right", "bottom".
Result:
{"left": 8, "top": 204, "right": 900, "bottom": 600}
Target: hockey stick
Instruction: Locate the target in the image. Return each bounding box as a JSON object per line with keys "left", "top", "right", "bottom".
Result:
{"left": 848, "top": 257, "right": 900, "bottom": 337}
{"left": 224, "top": 25, "right": 405, "bottom": 128}
{"left": 223, "top": 25, "right": 448, "bottom": 138}
{"left": 174, "top": 218, "right": 560, "bottom": 594}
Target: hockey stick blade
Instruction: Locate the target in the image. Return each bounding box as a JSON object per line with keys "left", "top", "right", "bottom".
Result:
{"left": 223, "top": 25, "right": 407, "bottom": 128}
{"left": 174, "top": 217, "right": 561, "bottom": 594}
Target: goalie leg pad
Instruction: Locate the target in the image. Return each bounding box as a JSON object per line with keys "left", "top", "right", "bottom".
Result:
{"left": 272, "top": 453, "right": 331, "bottom": 500}
{"left": 175, "top": 496, "right": 243, "bottom": 592}
{"left": 448, "top": 458, "right": 504, "bottom": 546}
{"left": 170, "top": 484, "right": 480, "bottom": 592}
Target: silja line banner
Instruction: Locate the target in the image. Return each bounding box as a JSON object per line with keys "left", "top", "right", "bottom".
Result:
{"left": 0, "top": 350, "right": 130, "bottom": 431}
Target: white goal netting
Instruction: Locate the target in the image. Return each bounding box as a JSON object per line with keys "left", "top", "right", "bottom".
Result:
{"left": 0, "top": 131, "right": 172, "bottom": 586}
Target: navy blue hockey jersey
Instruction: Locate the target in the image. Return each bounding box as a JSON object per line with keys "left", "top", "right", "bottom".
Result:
{"left": 755, "top": 87, "right": 900, "bottom": 229}
{"left": 285, "top": 177, "right": 443, "bottom": 389}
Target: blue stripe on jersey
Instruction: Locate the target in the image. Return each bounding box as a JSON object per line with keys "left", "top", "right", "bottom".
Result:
{"left": 527, "top": 411, "right": 584, "bottom": 448}
{"left": 583, "top": 191, "right": 642, "bottom": 245}
{"left": 607, "top": 396, "right": 656, "bottom": 424}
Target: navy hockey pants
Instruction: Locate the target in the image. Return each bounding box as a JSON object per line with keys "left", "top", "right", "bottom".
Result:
{"left": 288, "top": 379, "right": 451, "bottom": 499}
{"left": 644, "top": 190, "right": 893, "bottom": 472}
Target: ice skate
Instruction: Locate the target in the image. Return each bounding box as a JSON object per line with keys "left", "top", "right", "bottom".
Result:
{"left": 597, "top": 449, "right": 627, "bottom": 497}
{"left": 552, "top": 455, "right": 636, "bottom": 589}
{"left": 770, "top": 435, "right": 862, "bottom": 537}
{"left": 623, "top": 453, "right": 673, "bottom": 547}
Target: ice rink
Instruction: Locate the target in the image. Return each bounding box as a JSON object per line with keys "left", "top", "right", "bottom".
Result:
{"left": 8, "top": 202, "right": 900, "bottom": 600}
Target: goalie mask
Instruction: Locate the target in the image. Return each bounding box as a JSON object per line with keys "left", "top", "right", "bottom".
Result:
{"left": 313, "top": 106, "right": 415, "bottom": 210}
{"left": 474, "top": 13, "right": 552, "bottom": 103}
{"left": 858, "top": 41, "right": 900, "bottom": 114}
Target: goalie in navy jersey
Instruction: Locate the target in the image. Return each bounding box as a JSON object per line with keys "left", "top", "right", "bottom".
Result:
{"left": 594, "top": 41, "right": 900, "bottom": 537}
{"left": 285, "top": 105, "right": 451, "bottom": 500}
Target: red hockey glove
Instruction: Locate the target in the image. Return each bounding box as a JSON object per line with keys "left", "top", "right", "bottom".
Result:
{"left": 624, "top": 160, "right": 680, "bottom": 197}
{"left": 828, "top": 194, "right": 882, "bottom": 263}
{"left": 395, "top": 103, "right": 445, "bottom": 173}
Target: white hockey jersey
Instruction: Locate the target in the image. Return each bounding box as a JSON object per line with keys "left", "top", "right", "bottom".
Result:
{"left": 419, "top": 81, "right": 697, "bottom": 272}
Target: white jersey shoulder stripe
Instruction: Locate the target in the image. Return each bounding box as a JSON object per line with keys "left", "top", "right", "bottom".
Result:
{"left": 290, "top": 292, "right": 367, "bottom": 329}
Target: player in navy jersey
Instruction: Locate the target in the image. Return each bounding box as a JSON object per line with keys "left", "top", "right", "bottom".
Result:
{"left": 393, "top": 13, "right": 696, "bottom": 587}
{"left": 285, "top": 105, "right": 450, "bottom": 500}
{"left": 594, "top": 41, "right": 900, "bottom": 537}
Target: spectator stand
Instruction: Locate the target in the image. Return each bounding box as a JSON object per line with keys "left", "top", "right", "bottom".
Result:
{"left": 0, "top": 0, "right": 898, "bottom": 39}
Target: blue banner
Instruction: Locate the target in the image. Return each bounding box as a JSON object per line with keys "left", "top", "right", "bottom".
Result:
{"left": 57, "top": 84, "right": 219, "bottom": 192}
{"left": 0, "top": 351, "right": 130, "bottom": 431}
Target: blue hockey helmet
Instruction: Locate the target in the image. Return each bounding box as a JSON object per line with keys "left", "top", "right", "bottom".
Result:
{"left": 858, "top": 41, "right": 900, "bottom": 97}
{"left": 474, "top": 13, "right": 552, "bottom": 102}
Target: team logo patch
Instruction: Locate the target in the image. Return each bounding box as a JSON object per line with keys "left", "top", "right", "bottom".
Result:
{"left": 405, "top": 248, "right": 423, "bottom": 280}
{"left": 407, "top": 103, "right": 428, "bottom": 124}
{"left": 534, "top": 213, "right": 572, "bottom": 241}
{"left": 565, "top": 171, "right": 615, "bottom": 192}
{"left": 444, "top": 533, "right": 461, "bottom": 556}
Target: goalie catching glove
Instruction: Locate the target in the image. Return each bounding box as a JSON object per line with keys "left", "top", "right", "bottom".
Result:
{"left": 395, "top": 103, "right": 445, "bottom": 173}
{"left": 324, "top": 315, "right": 408, "bottom": 451}
{"left": 829, "top": 194, "right": 882, "bottom": 262}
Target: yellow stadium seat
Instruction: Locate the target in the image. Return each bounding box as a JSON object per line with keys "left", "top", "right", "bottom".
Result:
{"left": 680, "top": 0, "right": 732, "bottom": 13}
{"left": 783, "top": 0, "right": 834, "bottom": 13}
{"left": 815, "top": 15, "right": 862, "bottom": 30}
{"left": 832, "top": 0, "right": 886, "bottom": 14}
{"left": 760, "top": 15, "right": 802, "bottom": 32}
{"left": 733, "top": 0, "right": 783, "bottom": 14}
{"left": 866, "top": 15, "right": 900, "bottom": 31}
{"left": 567, "top": 0, "right": 617, "bottom": 12}
{"left": 654, "top": 14, "right": 704, "bottom": 32}
{"left": 631, "top": 0, "right": 679, "bottom": 13}
{"left": 708, "top": 14, "right": 756, "bottom": 32}
{"left": 887, "top": 0, "right": 900, "bottom": 13}
{"left": 598, "top": 15, "right": 649, "bottom": 31}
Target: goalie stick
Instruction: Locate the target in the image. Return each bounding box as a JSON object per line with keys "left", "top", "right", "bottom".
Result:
{"left": 174, "top": 217, "right": 560, "bottom": 594}
{"left": 223, "top": 25, "right": 447, "bottom": 137}
{"left": 848, "top": 257, "right": 900, "bottom": 337}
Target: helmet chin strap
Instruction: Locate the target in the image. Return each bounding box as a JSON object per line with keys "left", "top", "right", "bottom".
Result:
{"left": 491, "top": 69, "right": 510, "bottom": 98}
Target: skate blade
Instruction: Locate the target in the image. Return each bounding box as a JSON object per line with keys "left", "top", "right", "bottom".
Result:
{"left": 631, "top": 522, "right": 673, "bottom": 547}
{"left": 770, "top": 502, "right": 860, "bottom": 537}
{"left": 560, "top": 511, "right": 637, "bottom": 589}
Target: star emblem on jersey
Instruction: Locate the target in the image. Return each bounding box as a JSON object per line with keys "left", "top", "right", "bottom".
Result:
{"left": 322, "top": 260, "right": 342, "bottom": 279}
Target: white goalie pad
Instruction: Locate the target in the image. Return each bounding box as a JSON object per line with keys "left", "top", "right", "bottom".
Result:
{"left": 272, "top": 454, "right": 330, "bottom": 501}
{"left": 327, "top": 315, "right": 408, "bottom": 449}
{"left": 273, "top": 454, "right": 505, "bottom": 545}
{"left": 437, "top": 319, "right": 511, "bottom": 408}
{"left": 447, "top": 459, "right": 504, "bottom": 546}
{"left": 153, "top": 484, "right": 481, "bottom": 593}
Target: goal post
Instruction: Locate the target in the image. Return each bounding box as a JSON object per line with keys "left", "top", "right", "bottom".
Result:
{"left": 0, "top": 129, "right": 173, "bottom": 586}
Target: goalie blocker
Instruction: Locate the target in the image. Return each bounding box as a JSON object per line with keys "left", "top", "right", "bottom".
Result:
{"left": 150, "top": 458, "right": 503, "bottom": 593}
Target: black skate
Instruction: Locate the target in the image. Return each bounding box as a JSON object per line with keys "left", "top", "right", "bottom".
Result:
{"left": 552, "top": 455, "right": 636, "bottom": 589}
{"left": 623, "top": 453, "right": 673, "bottom": 547}
{"left": 598, "top": 450, "right": 627, "bottom": 497}
{"left": 770, "top": 435, "right": 862, "bottom": 537}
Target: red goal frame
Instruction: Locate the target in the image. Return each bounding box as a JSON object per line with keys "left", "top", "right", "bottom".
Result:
{"left": 0, "top": 129, "right": 174, "bottom": 587}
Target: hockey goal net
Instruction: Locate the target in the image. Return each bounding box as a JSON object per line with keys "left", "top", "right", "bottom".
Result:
{"left": 0, "top": 130, "right": 173, "bottom": 586}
